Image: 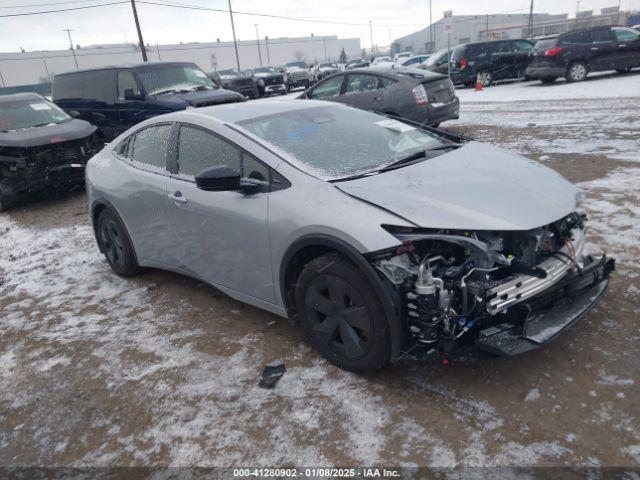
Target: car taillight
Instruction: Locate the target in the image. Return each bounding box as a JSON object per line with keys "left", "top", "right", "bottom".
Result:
{"left": 460, "top": 58, "right": 468, "bottom": 69}
{"left": 412, "top": 84, "right": 429, "bottom": 105}
{"left": 544, "top": 47, "right": 563, "bottom": 57}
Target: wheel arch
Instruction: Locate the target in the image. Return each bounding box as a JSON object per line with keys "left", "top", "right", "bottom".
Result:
{"left": 90, "top": 199, "right": 138, "bottom": 265}
{"left": 279, "top": 234, "right": 407, "bottom": 361}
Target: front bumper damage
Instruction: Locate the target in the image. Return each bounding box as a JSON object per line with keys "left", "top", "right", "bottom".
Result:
{"left": 476, "top": 254, "right": 614, "bottom": 356}
{"left": 370, "top": 213, "right": 615, "bottom": 360}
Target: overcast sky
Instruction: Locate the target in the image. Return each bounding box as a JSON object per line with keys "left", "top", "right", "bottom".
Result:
{"left": 1, "top": 0, "right": 637, "bottom": 53}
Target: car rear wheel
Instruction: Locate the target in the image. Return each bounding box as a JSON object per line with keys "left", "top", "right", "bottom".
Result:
{"left": 566, "top": 61, "right": 588, "bottom": 82}
{"left": 97, "top": 208, "right": 140, "bottom": 277}
{"left": 478, "top": 71, "right": 493, "bottom": 87}
{"left": 295, "top": 254, "right": 390, "bottom": 372}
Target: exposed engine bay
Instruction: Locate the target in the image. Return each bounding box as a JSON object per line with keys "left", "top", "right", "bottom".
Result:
{"left": 369, "top": 212, "right": 615, "bottom": 358}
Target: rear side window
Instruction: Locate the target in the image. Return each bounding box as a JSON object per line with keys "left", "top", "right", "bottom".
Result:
{"left": 379, "top": 77, "right": 396, "bottom": 89}
{"left": 53, "top": 73, "right": 83, "bottom": 100}
{"left": 129, "top": 125, "right": 172, "bottom": 170}
{"left": 590, "top": 29, "right": 613, "bottom": 42}
{"left": 83, "top": 70, "right": 115, "bottom": 103}
{"left": 563, "top": 31, "right": 590, "bottom": 44}
{"left": 613, "top": 27, "right": 640, "bottom": 41}
{"left": 450, "top": 45, "right": 466, "bottom": 62}
{"left": 309, "top": 75, "right": 343, "bottom": 99}
{"left": 117, "top": 71, "right": 142, "bottom": 100}
{"left": 177, "top": 125, "right": 241, "bottom": 176}
{"left": 345, "top": 74, "right": 379, "bottom": 94}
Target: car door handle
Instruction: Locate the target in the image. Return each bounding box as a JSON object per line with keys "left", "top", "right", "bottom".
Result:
{"left": 591, "top": 47, "right": 599, "bottom": 50}
{"left": 618, "top": 44, "right": 627, "bottom": 47}
{"left": 372, "top": 97, "right": 381, "bottom": 101}
{"left": 168, "top": 191, "right": 188, "bottom": 204}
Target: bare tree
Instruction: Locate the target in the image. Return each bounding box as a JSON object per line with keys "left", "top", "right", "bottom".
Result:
{"left": 293, "top": 50, "right": 305, "bottom": 61}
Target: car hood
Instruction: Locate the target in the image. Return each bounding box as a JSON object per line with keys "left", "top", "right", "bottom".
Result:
{"left": 0, "top": 119, "right": 96, "bottom": 148}
{"left": 154, "top": 88, "right": 244, "bottom": 107}
{"left": 254, "top": 72, "right": 281, "bottom": 78}
{"left": 334, "top": 142, "right": 582, "bottom": 231}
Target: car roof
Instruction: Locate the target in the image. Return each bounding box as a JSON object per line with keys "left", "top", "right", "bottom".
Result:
{"left": 169, "top": 98, "right": 342, "bottom": 124}
{"left": 54, "top": 61, "right": 197, "bottom": 76}
{"left": 350, "top": 65, "right": 446, "bottom": 80}
{"left": 0, "top": 92, "right": 45, "bottom": 104}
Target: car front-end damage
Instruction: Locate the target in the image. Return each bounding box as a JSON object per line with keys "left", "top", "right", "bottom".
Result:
{"left": 0, "top": 128, "right": 101, "bottom": 210}
{"left": 367, "top": 212, "right": 615, "bottom": 359}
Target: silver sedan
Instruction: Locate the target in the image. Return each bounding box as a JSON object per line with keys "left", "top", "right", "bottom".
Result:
{"left": 86, "top": 99, "right": 614, "bottom": 372}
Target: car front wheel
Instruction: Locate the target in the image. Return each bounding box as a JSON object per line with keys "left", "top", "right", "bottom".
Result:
{"left": 566, "top": 61, "right": 588, "bottom": 82}
{"left": 294, "top": 254, "right": 390, "bottom": 372}
{"left": 97, "top": 208, "right": 140, "bottom": 277}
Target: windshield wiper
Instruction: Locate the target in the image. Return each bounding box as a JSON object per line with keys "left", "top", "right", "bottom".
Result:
{"left": 378, "top": 143, "right": 460, "bottom": 172}
{"left": 151, "top": 88, "right": 191, "bottom": 95}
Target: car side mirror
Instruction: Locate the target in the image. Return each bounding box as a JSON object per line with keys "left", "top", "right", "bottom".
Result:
{"left": 124, "top": 88, "right": 143, "bottom": 101}
{"left": 195, "top": 165, "right": 241, "bottom": 191}
{"left": 68, "top": 110, "right": 80, "bottom": 118}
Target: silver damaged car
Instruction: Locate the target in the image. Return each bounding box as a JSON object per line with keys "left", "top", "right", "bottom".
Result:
{"left": 86, "top": 99, "right": 615, "bottom": 372}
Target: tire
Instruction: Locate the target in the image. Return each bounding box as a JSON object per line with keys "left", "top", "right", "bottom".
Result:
{"left": 97, "top": 208, "right": 140, "bottom": 277}
{"left": 294, "top": 254, "right": 390, "bottom": 372}
{"left": 0, "top": 194, "right": 14, "bottom": 212}
{"left": 478, "top": 70, "right": 492, "bottom": 87}
{"left": 566, "top": 61, "right": 588, "bottom": 82}
{"left": 541, "top": 77, "right": 557, "bottom": 84}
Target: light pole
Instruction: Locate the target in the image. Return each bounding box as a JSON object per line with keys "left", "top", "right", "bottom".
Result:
{"left": 254, "top": 24, "right": 263, "bottom": 67}
{"left": 527, "top": 0, "right": 534, "bottom": 37}
{"left": 429, "top": 0, "right": 432, "bottom": 51}
{"left": 63, "top": 29, "right": 79, "bottom": 69}
{"left": 369, "top": 20, "right": 374, "bottom": 57}
{"left": 228, "top": 0, "right": 241, "bottom": 71}
{"left": 129, "top": 0, "right": 147, "bottom": 61}
{"left": 265, "top": 36, "right": 270, "bottom": 64}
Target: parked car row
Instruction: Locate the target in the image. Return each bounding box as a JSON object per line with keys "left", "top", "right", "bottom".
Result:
{"left": 420, "top": 25, "right": 640, "bottom": 86}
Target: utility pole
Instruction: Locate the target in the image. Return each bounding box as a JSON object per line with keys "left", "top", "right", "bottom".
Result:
{"left": 486, "top": 15, "right": 489, "bottom": 41}
{"left": 575, "top": 1, "right": 581, "bottom": 28}
{"left": 254, "top": 24, "right": 263, "bottom": 66}
{"left": 43, "top": 59, "right": 51, "bottom": 80}
{"left": 527, "top": 0, "right": 534, "bottom": 37}
{"left": 323, "top": 38, "right": 327, "bottom": 62}
{"left": 63, "top": 29, "right": 79, "bottom": 69}
{"left": 0, "top": 70, "right": 5, "bottom": 88}
{"left": 265, "top": 36, "right": 270, "bottom": 64}
{"left": 228, "top": 0, "right": 241, "bottom": 71}
{"left": 156, "top": 43, "right": 161, "bottom": 60}
{"left": 129, "top": 0, "right": 147, "bottom": 61}
{"left": 616, "top": 0, "right": 621, "bottom": 25}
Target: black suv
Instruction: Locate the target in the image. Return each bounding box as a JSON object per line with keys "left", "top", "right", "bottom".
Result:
{"left": 208, "top": 69, "right": 259, "bottom": 98}
{"left": 527, "top": 26, "right": 640, "bottom": 83}
{"left": 449, "top": 39, "right": 534, "bottom": 87}
{"left": 52, "top": 62, "right": 244, "bottom": 141}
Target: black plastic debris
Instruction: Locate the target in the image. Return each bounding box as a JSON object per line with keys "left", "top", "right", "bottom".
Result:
{"left": 258, "top": 362, "right": 286, "bottom": 389}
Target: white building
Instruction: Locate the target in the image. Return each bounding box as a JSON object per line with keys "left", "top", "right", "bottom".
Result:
{"left": 0, "top": 35, "right": 361, "bottom": 88}
{"left": 392, "top": 7, "right": 634, "bottom": 54}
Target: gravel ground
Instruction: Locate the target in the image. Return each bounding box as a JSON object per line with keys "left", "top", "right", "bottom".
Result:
{"left": 1, "top": 80, "right": 639, "bottom": 470}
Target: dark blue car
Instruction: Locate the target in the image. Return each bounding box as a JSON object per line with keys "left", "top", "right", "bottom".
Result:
{"left": 52, "top": 61, "right": 245, "bottom": 141}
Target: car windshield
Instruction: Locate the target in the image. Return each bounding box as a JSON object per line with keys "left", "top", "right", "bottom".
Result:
{"left": 254, "top": 67, "right": 279, "bottom": 74}
{"left": 425, "top": 49, "right": 449, "bottom": 65}
{"left": 137, "top": 64, "right": 217, "bottom": 95}
{"left": 217, "top": 69, "right": 241, "bottom": 79}
{"left": 286, "top": 62, "right": 307, "bottom": 69}
{"left": 237, "top": 105, "right": 443, "bottom": 180}
{"left": 0, "top": 98, "right": 71, "bottom": 132}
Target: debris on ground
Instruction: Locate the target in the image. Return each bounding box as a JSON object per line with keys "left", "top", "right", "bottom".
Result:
{"left": 258, "top": 362, "right": 286, "bottom": 389}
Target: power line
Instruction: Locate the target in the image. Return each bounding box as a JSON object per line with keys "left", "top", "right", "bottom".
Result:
{"left": 0, "top": 0, "right": 111, "bottom": 9}
{"left": 0, "top": 1, "right": 127, "bottom": 17}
